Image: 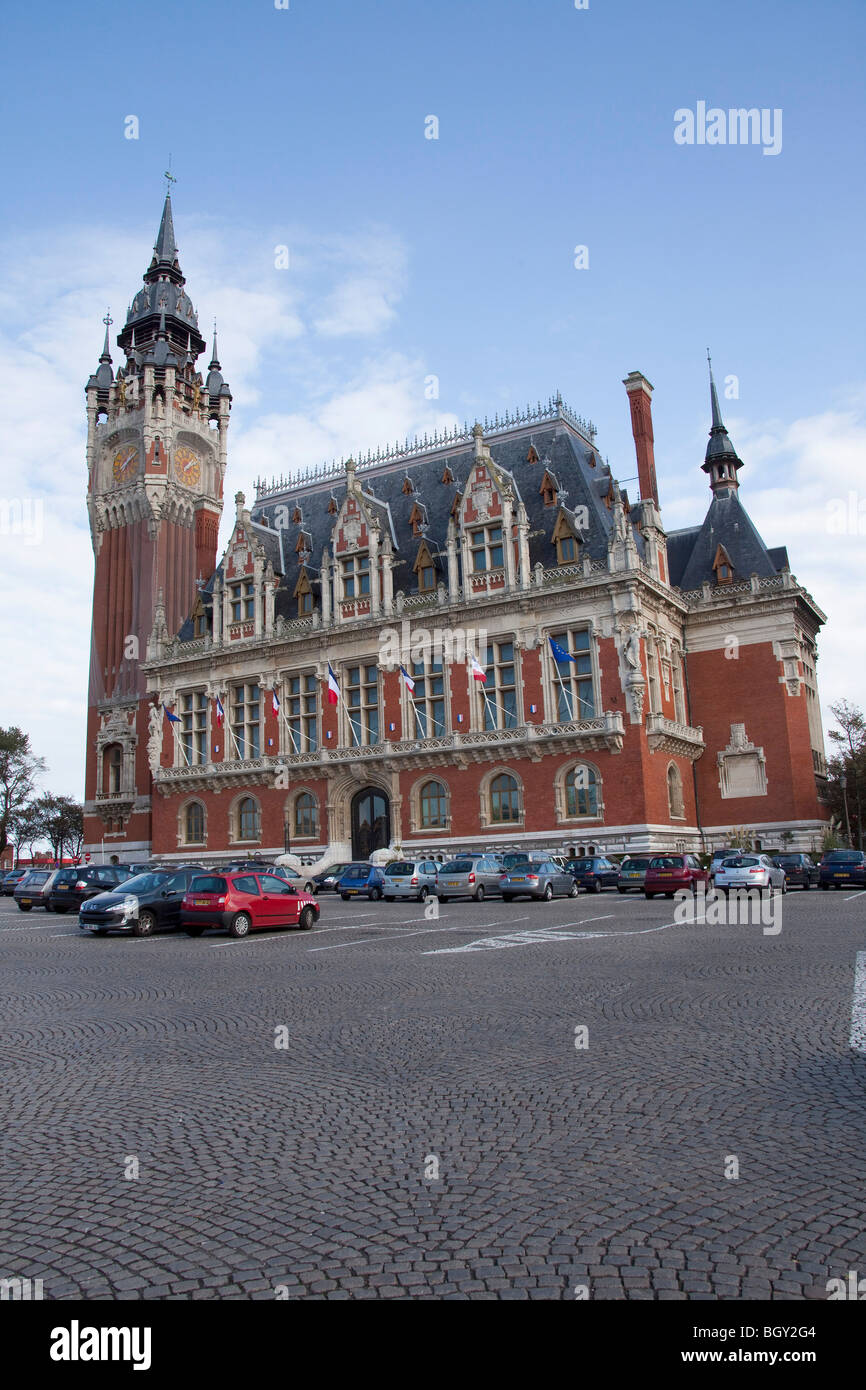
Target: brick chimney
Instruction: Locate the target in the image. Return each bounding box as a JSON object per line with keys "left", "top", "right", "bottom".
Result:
{"left": 623, "top": 371, "right": 659, "bottom": 508}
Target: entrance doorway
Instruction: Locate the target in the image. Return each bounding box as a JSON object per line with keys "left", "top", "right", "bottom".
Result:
{"left": 351, "top": 787, "right": 391, "bottom": 859}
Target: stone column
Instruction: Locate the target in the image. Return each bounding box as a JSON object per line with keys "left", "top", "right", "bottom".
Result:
{"left": 446, "top": 519, "right": 459, "bottom": 600}
{"left": 368, "top": 525, "right": 380, "bottom": 618}
{"left": 517, "top": 502, "right": 531, "bottom": 590}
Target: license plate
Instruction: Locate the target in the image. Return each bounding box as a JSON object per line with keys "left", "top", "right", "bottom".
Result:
{"left": 834, "top": 873, "right": 846, "bottom": 878}
{"left": 20, "top": 898, "right": 31, "bottom": 905}
{"left": 194, "top": 899, "right": 210, "bottom": 906}
{"left": 445, "top": 880, "right": 459, "bottom": 887}
{"left": 512, "top": 876, "right": 525, "bottom": 882}
{"left": 657, "top": 873, "right": 672, "bottom": 878}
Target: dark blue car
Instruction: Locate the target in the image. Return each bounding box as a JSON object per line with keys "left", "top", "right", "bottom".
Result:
{"left": 338, "top": 863, "right": 386, "bottom": 901}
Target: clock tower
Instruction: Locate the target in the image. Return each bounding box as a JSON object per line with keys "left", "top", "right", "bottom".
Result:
{"left": 82, "top": 191, "right": 231, "bottom": 860}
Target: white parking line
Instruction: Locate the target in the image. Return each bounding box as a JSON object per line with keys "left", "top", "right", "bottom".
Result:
{"left": 425, "top": 916, "right": 680, "bottom": 955}
{"left": 307, "top": 916, "right": 532, "bottom": 952}
{"left": 845, "top": 890, "right": 866, "bottom": 901}
{"left": 207, "top": 914, "right": 426, "bottom": 948}
{"left": 850, "top": 952, "right": 866, "bottom": 1052}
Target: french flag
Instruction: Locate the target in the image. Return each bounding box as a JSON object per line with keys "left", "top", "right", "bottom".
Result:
{"left": 215, "top": 695, "right": 225, "bottom": 726}
{"left": 399, "top": 664, "right": 416, "bottom": 694}
{"left": 327, "top": 663, "right": 340, "bottom": 705}
{"left": 272, "top": 689, "right": 281, "bottom": 717}
{"left": 469, "top": 654, "right": 487, "bottom": 683}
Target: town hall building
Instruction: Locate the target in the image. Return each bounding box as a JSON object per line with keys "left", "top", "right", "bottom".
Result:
{"left": 82, "top": 195, "right": 829, "bottom": 865}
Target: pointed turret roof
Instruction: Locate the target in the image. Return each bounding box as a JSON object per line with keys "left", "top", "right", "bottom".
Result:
{"left": 703, "top": 353, "right": 742, "bottom": 479}
{"left": 152, "top": 191, "right": 178, "bottom": 268}
{"left": 116, "top": 190, "right": 207, "bottom": 364}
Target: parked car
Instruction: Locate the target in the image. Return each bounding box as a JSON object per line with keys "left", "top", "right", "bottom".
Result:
{"left": 708, "top": 848, "right": 738, "bottom": 884}
{"left": 818, "top": 849, "right": 866, "bottom": 890}
{"left": 713, "top": 854, "right": 786, "bottom": 895}
{"left": 644, "top": 854, "right": 710, "bottom": 898}
{"left": 383, "top": 859, "right": 440, "bottom": 902}
{"left": 310, "top": 863, "right": 352, "bottom": 894}
{"left": 337, "top": 864, "right": 387, "bottom": 901}
{"left": 2, "top": 868, "right": 29, "bottom": 896}
{"left": 223, "top": 860, "right": 316, "bottom": 892}
{"left": 566, "top": 856, "right": 621, "bottom": 893}
{"left": 78, "top": 866, "right": 207, "bottom": 936}
{"left": 435, "top": 855, "right": 506, "bottom": 902}
{"left": 48, "top": 864, "right": 135, "bottom": 913}
{"left": 181, "top": 870, "right": 320, "bottom": 937}
{"left": 617, "top": 857, "right": 651, "bottom": 893}
{"left": 500, "top": 858, "right": 579, "bottom": 902}
{"left": 770, "top": 852, "right": 819, "bottom": 890}
{"left": 13, "top": 869, "right": 54, "bottom": 911}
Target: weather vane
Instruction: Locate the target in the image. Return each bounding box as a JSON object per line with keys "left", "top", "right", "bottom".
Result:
{"left": 103, "top": 309, "right": 113, "bottom": 330}
{"left": 164, "top": 155, "right": 177, "bottom": 194}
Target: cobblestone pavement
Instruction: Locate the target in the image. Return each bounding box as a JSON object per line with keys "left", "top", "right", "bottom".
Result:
{"left": 0, "top": 884, "right": 864, "bottom": 1300}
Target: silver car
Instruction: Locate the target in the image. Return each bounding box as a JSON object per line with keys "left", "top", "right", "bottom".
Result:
{"left": 383, "top": 859, "right": 440, "bottom": 902}
{"left": 436, "top": 855, "right": 505, "bottom": 902}
{"left": 617, "top": 857, "right": 651, "bottom": 893}
{"left": 500, "top": 857, "right": 580, "bottom": 902}
{"left": 714, "top": 854, "right": 787, "bottom": 895}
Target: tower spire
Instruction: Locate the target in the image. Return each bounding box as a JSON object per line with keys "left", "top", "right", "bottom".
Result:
{"left": 100, "top": 309, "right": 113, "bottom": 363}
{"left": 702, "top": 351, "right": 742, "bottom": 495}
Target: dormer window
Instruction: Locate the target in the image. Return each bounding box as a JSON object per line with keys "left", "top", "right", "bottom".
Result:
{"left": 441, "top": 464, "right": 453, "bottom": 485}
{"left": 341, "top": 554, "right": 370, "bottom": 598}
{"left": 402, "top": 475, "right": 414, "bottom": 495}
{"left": 469, "top": 525, "right": 503, "bottom": 573}
{"left": 229, "top": 580, "right": 255, "bottom": 623}
{"left": 327, "top": 495, "right": 338, "bottom": 515}
{"left": 539, "top": 469, "right": 558, "bottom": 507}
{"left": 291, "top": 506, "right": 302, "bottom": 524}
{"left": 712, "top": 543, "right": 734, "bottom": 585}
{"left": 413, "top": 540, "right": 436, "bottom": 592}
{"left": 551, "top": 509, "right": 580, "bottom": 566}
{"left": 293, "top": 567, "right": 314, "bottom": 617}
{"left": 409, "top": 500, "right": 426, "bottom": 536}
{"left": 527, "top": 443, "right": 539, "bottom": 464}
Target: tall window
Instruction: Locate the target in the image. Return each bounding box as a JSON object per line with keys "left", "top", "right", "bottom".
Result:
{"left": 229, "top": 580, "right": 255, "bottom": 623}
{"left": 672, "top": 647, "right": 686, "bottom": 724}
{"left": 469, "top": 525, "right": 503, "bottom": 573}
{"left": 565, "top": 765, "right": 599, "bottom": 817}
{"left": 237, "top": 796, "right": 260, "bottom": 841}
{"left": 489, "top": 772, "right": 520, "bottom": 823}
{"left": 185, "top": 801, "right": 205, "bottom": 844}
{"left": 557, "top": 533, "right": 577, "bottom": 564}
{"left": 285, "top": 673, "right": 318, "bottom": 753}
{"left": 550, "top": 629, "right": 595, "bottom": 720}
{"left": 231, "top": 683, "right": 261, "bottom": 760}
{"left": 646, "top": 629, "right": 661, "bottom": 714}
{"left": 179, "top": 691, "right": 208, "bottom": 765}
{"left": 668, "top": 764, "right": 685, "bottom": 818}
{"left": 342, "top": 554, "right": 370, "bottom": 598}
{"left": 419, "top": 780, "right": 447, "bottom": 828}
{"left": 294, "top": 793, "right": 318, "bottom": 838}
{"left": 106, "top": 745, "right": 122, "bottom": 794}
{"left": 418, "top": 558, "right": 435, "bottom": 590}
{"left": 410, "top": 659, "right": 446, "bottom": 738}
{"left": 346, "top": 664, "right": 379, "bottom": 746}
{"left": 479, "top": 640, "right": 518, "bottom": 730}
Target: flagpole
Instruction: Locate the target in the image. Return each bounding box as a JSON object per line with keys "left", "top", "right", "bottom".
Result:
{"left": 551, "top": 658, "right": 574, "bottom": 720}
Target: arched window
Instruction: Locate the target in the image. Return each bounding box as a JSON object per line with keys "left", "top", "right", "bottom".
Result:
{"left": 489, "top": 773, "right": 520, "bottom": 823}
{"left": 565, "top": 765, "right": 599, "bottom": 818}
{"left": 667, "top": 763, "right": 685, "bottom": 819}
{"left": 419, "top": 780, "right": 447, "bottom": 828}
{"left": 184, "top": 801, "right": 205, "bottom": 845}
{"left": 237, "top": 796, "right": 260, "bottom": 842}
{"left": 294, "top": 792, "right": 318, "bottom": 838}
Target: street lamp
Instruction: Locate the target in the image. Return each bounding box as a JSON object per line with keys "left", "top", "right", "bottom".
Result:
{"left": 840, "top": 772, "right": 852, "bottom": 847}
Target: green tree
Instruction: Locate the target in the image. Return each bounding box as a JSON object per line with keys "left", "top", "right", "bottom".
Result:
{"left": 0, "top": 727, "right": 46, "bottom": 857}
{"left": 37, "top": 795, "right": 84, "bottom": 863}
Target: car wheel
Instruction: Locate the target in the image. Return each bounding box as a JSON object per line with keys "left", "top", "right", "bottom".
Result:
{"left": 133, "top": 910, "right": 156, "bottom": 937}
{"left": 54, "top": 905, "right": 67, "bottom": 914}
{"left": 665, "top": 892, "right": 674, "bottom": 899}
{"left": 542, "top": 883, "right": 553, "bottom": 902}
{"left": 591, "top": 880, "right": 601, "bottom": 894}
{"left": 474, "top": 885, "right": 485, "bottom": 902}
{"left": 185, "top": 927, "right": 204, "bottom": 937}
{"left": 17, "top": 903, "right": 31, "bottom": 912}
{"left": 298, "top": 906, "right": 316, "bottom": 931}
{"left": 417, "top": 885, "right": 429, "bottom": 902}
{"left": 91, "top": 929, "right": 107, "bottom": 936}
{"left": 804, "top": 881, "right": 812, "bottom": 890}
{"left": 369, "top": 887, "right": 382, "bottom": 901}
{"left": 304, "top": 881, "right": 314, "bottom": 893}
{"left": 780, "top": 879, "right": 787, "bottom": 895}
{"left": 568, "top": 881, "right": 579, "bottom": 898}
{"left": 617, "top": 887, "right": 626, "bottom": 894}
{"left": 437, "top": 895, "right": 447, "bottom": 903}
{"left": 341, "top": 893, "right": 350, "bottom": 901}
{"left": 820, "top": 882, "right": 828, "bottom": 890}
{"left": 644, "top": 892, "right": 655, "bottom": 899}
{"left": 229, "top": 912, "right": 251, "bottom": 938}
{"left": 502, "top": 894, "right": 514, "bottom": 903}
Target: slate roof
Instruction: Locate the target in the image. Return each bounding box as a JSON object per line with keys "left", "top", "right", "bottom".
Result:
{"left": 668, "top": 491, "right": 785, "bottom": 590}
{"left": 250, "top": 419, "right": 644, "bottom": 606}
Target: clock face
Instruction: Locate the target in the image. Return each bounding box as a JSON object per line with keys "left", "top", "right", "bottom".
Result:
{"left": 174, "top": 446, "right": 201, "bottom": 488}
{"left": 112, "top": 443, "right": 139, "bottom": 482}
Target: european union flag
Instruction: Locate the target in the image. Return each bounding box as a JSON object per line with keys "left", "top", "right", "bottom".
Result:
{"left": 163, "top": 704, "right": 181, "bottom": 723}
{"left": 549, "top": 636, "right": 575, "bottom": 664}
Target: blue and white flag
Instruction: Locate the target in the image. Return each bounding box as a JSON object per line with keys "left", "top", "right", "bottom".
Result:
{"left": 163, "top": 704, "right": 181, "bottom": 724}
{"left": 549, "top": 636, "right": 576, "bottom": 664}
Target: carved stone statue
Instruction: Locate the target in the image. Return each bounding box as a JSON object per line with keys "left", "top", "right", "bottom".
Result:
{"left": 623, "top": 629, "right": 641, "bottom": 669}
{"left": 147, "top": 703, "right": 163, "bottom": 776}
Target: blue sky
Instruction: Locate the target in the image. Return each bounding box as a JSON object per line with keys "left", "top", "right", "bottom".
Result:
{"left": 1, "top": 0, "right": 864, "bottom": 797}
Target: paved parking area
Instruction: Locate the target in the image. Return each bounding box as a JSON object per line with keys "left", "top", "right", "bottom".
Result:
{"left": 1, "top": 883, "right": 865, "bottom": 1299}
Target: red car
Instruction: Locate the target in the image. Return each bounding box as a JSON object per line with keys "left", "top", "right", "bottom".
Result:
{"left": 181, "top": 870, "right": 320, "bottom": 938}
{"left": 644, "top": 853, "right": 709, "bottom": 899}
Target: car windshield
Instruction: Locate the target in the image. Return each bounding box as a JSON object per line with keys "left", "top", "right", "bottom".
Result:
{"left": 53, "top": 869, "right": 79, "bottom": 885}
{"left": 621, "top": 859, "right": 650, "bottom": 870}
{"left": 22, "top": 871, "right": 51, "bottom": 884}
{"left": 190, "top": 876, "right": 227, "bottom": 894}
{"left": 441, "top": 860, "right": 474, "bottom": 873}
{"left": 501, "top": 853, "right": 530, "bottom": 869}
{"left": 386, "top": 863, "right": 415, "bottom": 875}
{"left": 650, "top": 857, "right": 683, "bottom": 868}
{"left": 776, "top": 855, "right": 804, "bottom": 864}
{"left": 723, "top": 856, "right": 756, "bottom": 867}
{"left": 343, "top": 865, "right": 370, "bottom": 876}
{"left": 825, "top": 851, "right": 861, "bottom": 862}
{"left": 322, "top": 865, "right": 348, "bottom": 876}
{"left": 117, "top": 871, "right": 174, "bottom": 893}
{"left": 569, "top": 860, "right": 593, "bottom": 870}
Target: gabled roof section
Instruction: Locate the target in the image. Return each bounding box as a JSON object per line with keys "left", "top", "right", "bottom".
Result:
{"left": 675, "top": 491, "right": 780, "bottom": 591}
